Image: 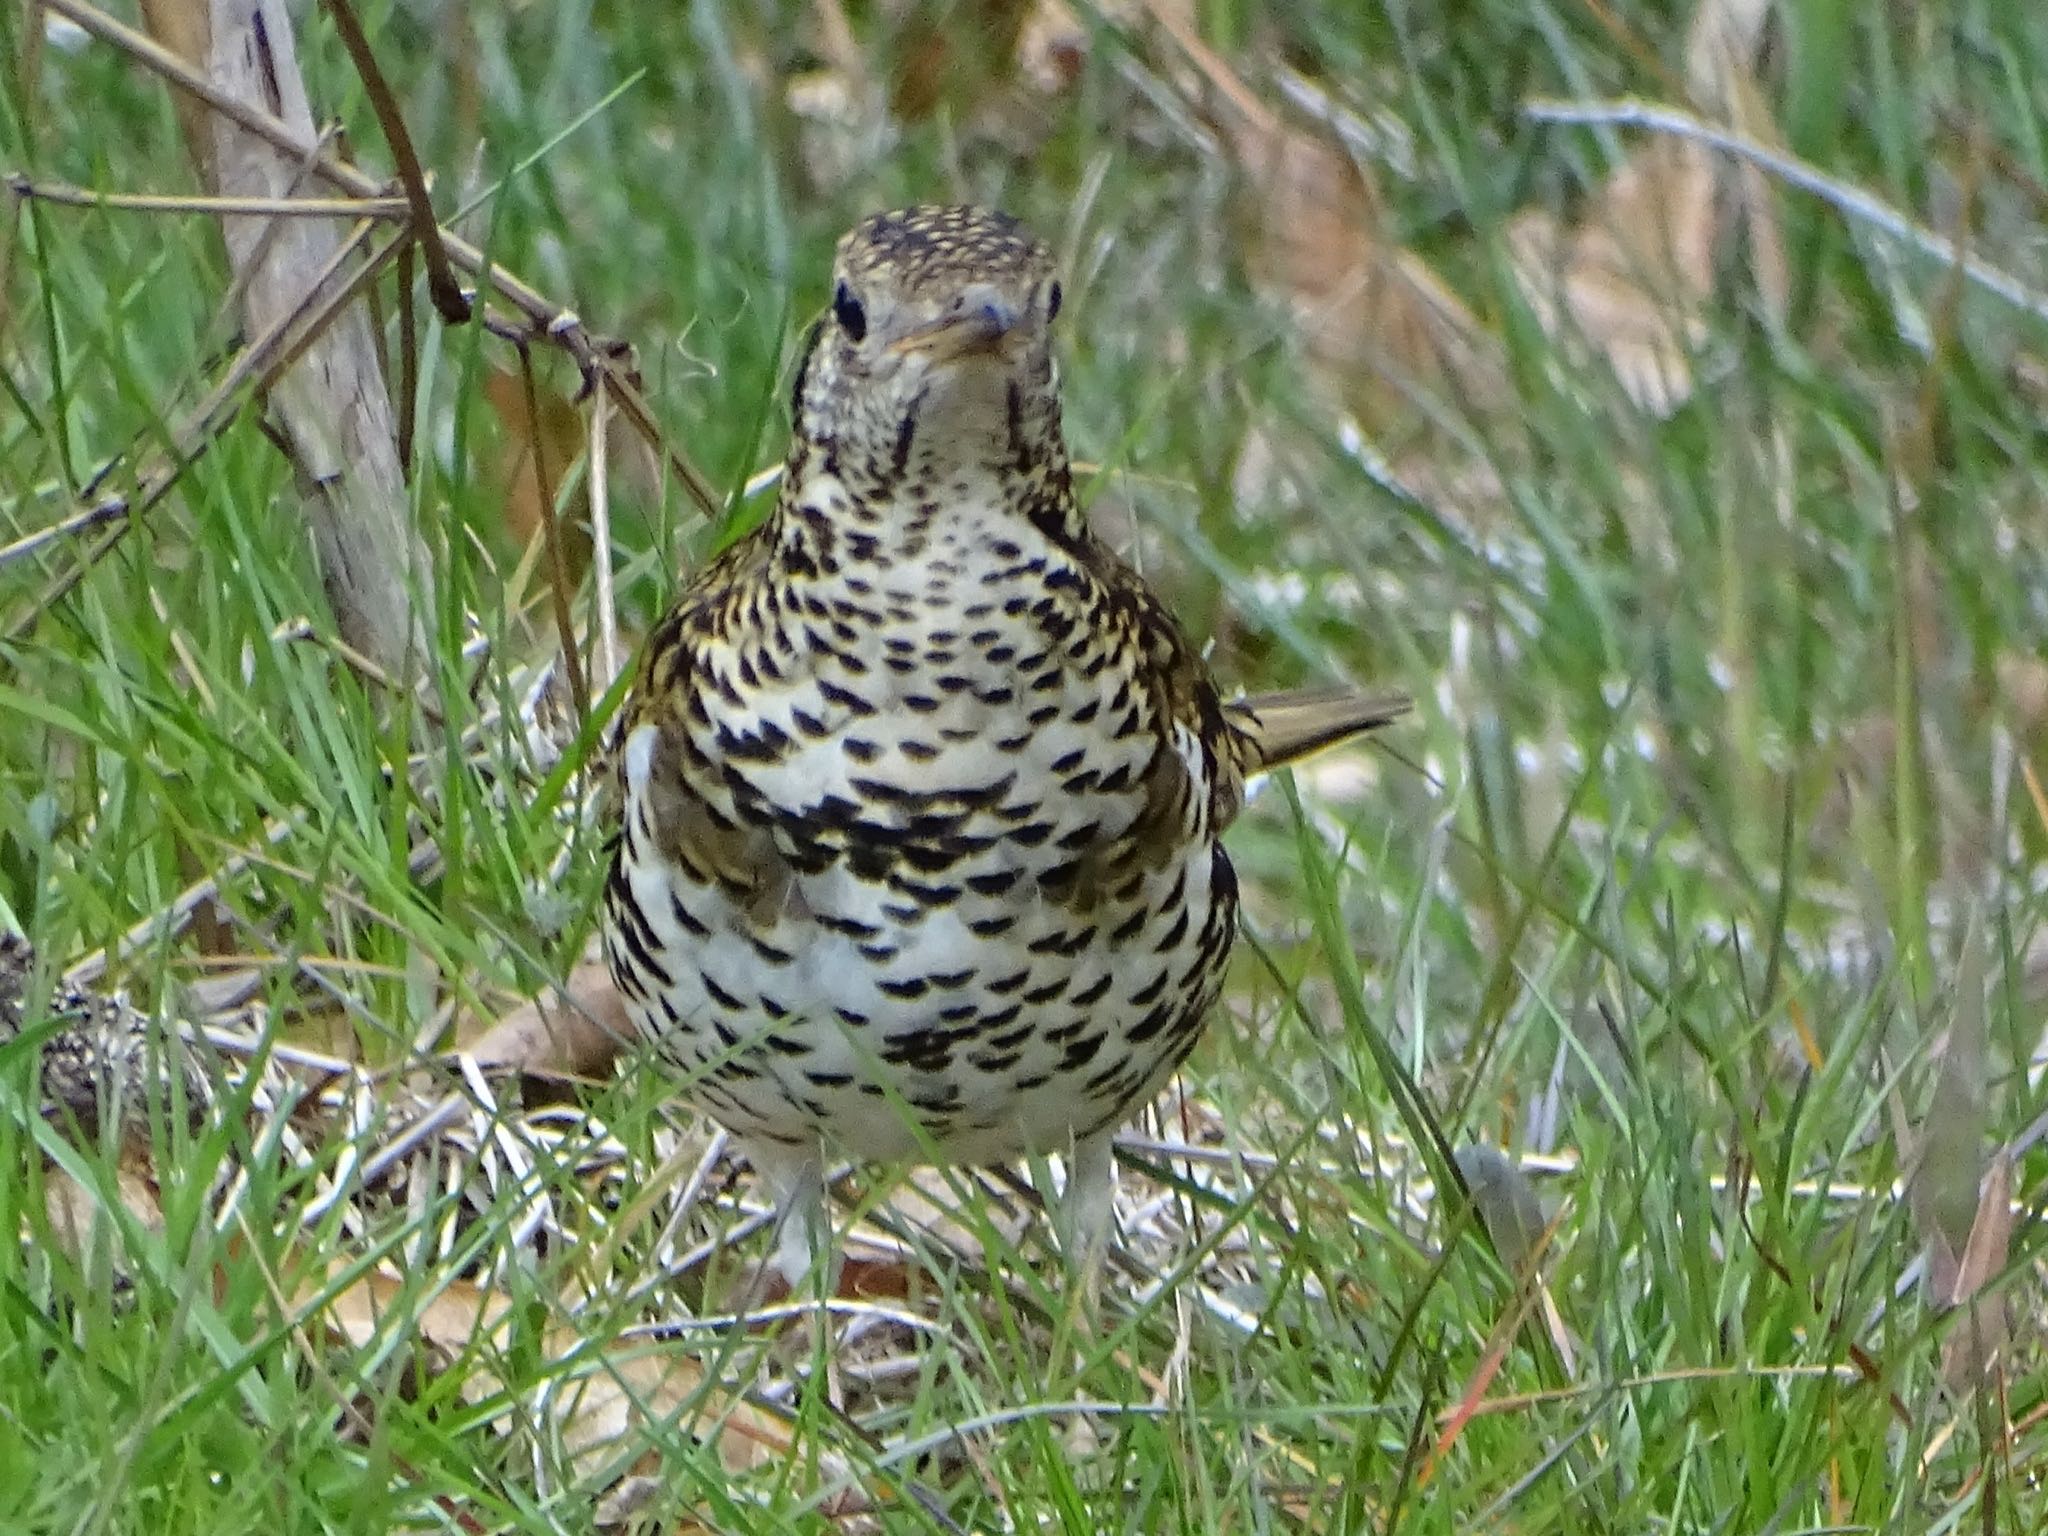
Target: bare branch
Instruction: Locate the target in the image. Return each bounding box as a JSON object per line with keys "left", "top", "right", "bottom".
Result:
{"left": 6, "top": 173, "right": 407, "bottom": 218}
{"left": 318, "top": 0, "right": 469, "bottom": 323}
{"left": 51, "top": 0, "right": 721, "bottom": 519}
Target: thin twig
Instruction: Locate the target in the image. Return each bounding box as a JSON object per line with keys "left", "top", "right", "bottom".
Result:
{"left": 47, "top": 0, "right": 720, "bottom": 518}
{"left": 395, "top": 240, "right": 418, "bottom": 473}
{"left": 1523, "top": 96, "right": 2048, "bottom": 327}
{"left": 588, "top": 373, "right": 619, "bottom": 694}
{"left": 6, "top": 174, "right": 407, "bottom": 218}
{"left": 318, "top": 0, "right": 469, "bottom": 323}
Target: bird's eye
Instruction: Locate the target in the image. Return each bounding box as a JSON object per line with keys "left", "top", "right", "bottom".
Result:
{"left": 833, "top": 280, "right": 867, "bottom": 341}
{"left": 1046, "top": 281, "right": 1063, "bottom": 322}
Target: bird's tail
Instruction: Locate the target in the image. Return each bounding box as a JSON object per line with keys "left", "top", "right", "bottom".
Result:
{"left": 1225, "top": 685, "right": 1412, "bottom": 775}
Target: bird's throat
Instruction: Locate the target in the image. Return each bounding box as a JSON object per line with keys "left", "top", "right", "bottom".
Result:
{"left": 772, "top": 433, "right": 1084, "bottom": 582}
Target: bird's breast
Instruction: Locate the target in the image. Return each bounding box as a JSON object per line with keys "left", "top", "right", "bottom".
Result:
{"left": 606, "top": 533, "right": 1238, "bottom": 1162}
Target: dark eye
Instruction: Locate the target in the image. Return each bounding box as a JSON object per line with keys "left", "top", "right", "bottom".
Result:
{"left": 1046, "top": 281, "right": 1063, "bottom": 321}
{"left": 832, "top": 279, "right": 867, "bottom": 341}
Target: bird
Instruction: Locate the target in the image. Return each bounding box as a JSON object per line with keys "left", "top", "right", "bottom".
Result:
{"left": 602, "top": 205, "right": 1408, "bottom": 1290}
{"left": 0, "top": 934, "right": 210, "bottom": 1151}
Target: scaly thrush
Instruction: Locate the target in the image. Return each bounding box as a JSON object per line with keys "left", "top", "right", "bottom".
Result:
{"left": 603, "top": 206, "right": 1407, "bottom": 1285}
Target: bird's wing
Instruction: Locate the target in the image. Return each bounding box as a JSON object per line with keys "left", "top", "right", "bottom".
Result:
{"left": 1223, "top": 685, "right": 1412, "bottom": 775}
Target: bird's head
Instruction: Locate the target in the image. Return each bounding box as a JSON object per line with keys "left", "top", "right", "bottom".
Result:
{"left": 789, "top": 206, "right": 1069, "bottom": 494}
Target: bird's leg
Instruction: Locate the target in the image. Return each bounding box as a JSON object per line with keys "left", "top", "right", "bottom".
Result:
{"left": 747, "top": 1141, "right": 836, "bottom": 1298}
{"left": 1055, "top": 1129, "right": 1116, "bottom": 1314}
{"left": 748, "top": 1142, "right": 848, "bottom": 1407}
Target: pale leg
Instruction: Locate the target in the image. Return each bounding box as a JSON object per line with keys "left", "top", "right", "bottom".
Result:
{"left": 1057, "top": 1129, "right": 1116, "bottom": 1298}
{"left": 744, "top": 1140, "right": 843, "bottom": 1405}
{"left": 747, "top": 1141, "right": 834, "bottom": 1294}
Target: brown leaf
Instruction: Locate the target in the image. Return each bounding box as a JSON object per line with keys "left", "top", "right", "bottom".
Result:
{"left": 547, "top": 1330, "right": 798, "bottom": 1484}
{"left": 44, "top": 1162, "right": 168, "bottom": 1266}
{"left": 304, "top": 1264, "right": 517, "bottom": 1357}
{"left": 1136, "top": 0, "right": 1504, "bottom": 433}
{"left": 465, "top": 956, "right": 633, "bottom": 1077}
{"left": 885, "top": 0, "right": 1037, "bottom": 121}
{"left": 136, "top": 0, "right": 213, "bottom": 179}
{"left": 1017, "top": 0, "right": 1087, "bottom": 94}
{"left": 1914, "top": 926, "right": 1990, "bottom": 1257}
{"left": 1453, "top": 1144, "right": 1548, "bottom": 1271}
{"left": 1910, "top": 920, "right": 2013, "bottom": 1390}
{"left": 1997, "top": 650, "right": 2048, "bottom": 739}
{"left": 1507, "top": 138, "right": 1717, "bottom": 417}
{"left": 1233, "top": 112, "right": 1507, "bottom": 428}
{"left": 295, "top": 1260, "right": 827, "bottom": 1519}
{"left": 482, "top": 364, "right": 592, "bottom": 593}
{"left": 1933, "top": 1151, "right": 2014, "bottom": 1389}
{"left": 1686, "top": 0, "right": 1789, "bottom": 330}
{"left": 1509, "top": 0, "right": 1787, "bottom": 414}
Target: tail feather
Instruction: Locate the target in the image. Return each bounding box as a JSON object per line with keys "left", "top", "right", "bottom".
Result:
{"left": 1225, "top": 685, "right": 1411, "bottom": 774}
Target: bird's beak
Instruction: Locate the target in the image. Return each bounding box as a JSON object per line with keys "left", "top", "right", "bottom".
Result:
{"left": 889, "top": 290, "right": 1022, "bottom": 362}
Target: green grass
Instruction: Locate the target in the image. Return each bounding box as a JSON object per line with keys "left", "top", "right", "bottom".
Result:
{"left": 6, "top": 1, "right": 2048, "bottom": 1531}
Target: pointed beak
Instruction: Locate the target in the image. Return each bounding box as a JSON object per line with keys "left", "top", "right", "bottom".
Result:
{"left": 889, "top": 289, "right": 1022, "bottom": 362}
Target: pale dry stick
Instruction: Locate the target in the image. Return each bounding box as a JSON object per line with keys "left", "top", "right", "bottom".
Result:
{"left": 205, "top": 118, "right": 354, "bottom": 374}
{"left": 6, "top": 175, "right": 407, "bottom": 218}
{"left": 200, "top": 1021, "right": 358, "bottom": 1080}
{"left": 453, "top": 1051, "right": 554, "bottom": 1253}
{"left": 349, "top": 1091, "right": 473, "bottom": 1190}
{"left": 641, "top": 1126, "right": 731, "bottom": 1273}
{"left": 46, "top": 0, "right": 720, "bottom": 518}
{"left": 202, "top": 0, "right": 427, "bottom": 674}
{"left": 1524, "top": 97, "right": 2048, "bottom": 328}
{"left": 145, "top": 588, "right": 218, "bottom": 711}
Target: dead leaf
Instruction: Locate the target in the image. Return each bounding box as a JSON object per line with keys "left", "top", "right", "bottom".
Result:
{"left": 1508, "top": 0, "right": 1786, "bottom": 414}
{"left": 1017, "top": 0, "right": 1087, "bottom": 94}
{"left": 1915, "top": 928, "right": 1990, "bottom": 1253}
{"left": 483, "top": 364, "right": 592, "bottom": 593}
{"left": 1140, "top": 4, "right": 1506, "bottom": 438}
{"left": 303, "top": 1263, "right": 517, "bottom": 1357}
{"left": 1932, "top": 1151, "right": 2014, "bottom": 1389}
{"left": 44, "top": 1161, "right": 169, "bottom": 1269}
{"left": 884, "top": 0, "right": 1036, "bottom": 120}
{"left": 296, "top": 1260, "right": 829, "bottom": 1514}
{"left": 1997, "top": 651, "right": 2048, "bottom": 739}
{"left": 545, "top": 1330, "right": 798, "bottom": 1484}
{"left": 1452, "top": 1144, "right": 1577, "bottom": 1376}
{"left": 1687, "top": 0, "right": 1789, "bottom": 330}
{"left": 1232, "top": 111, "right": 1508, "bottom": 429}
{"left": 1453, "top": 1144, "right": 1548, "bottom": 1271}
{"left": 136, "top": 0, "right": 214, "bottom": 178}
{"left": 1910, "top": 919, "right": 2013, "bottom": 1391}
{"left": 1507, "top": 138, "right": 1718, "bottom": 416}
{"left": 466, "top": 956, "right": 634, "bottom": 1077}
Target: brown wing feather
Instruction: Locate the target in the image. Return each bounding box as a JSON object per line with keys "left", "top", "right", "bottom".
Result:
{"left": 1224, "top": 686, "right": 1411, "bottom": 775}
